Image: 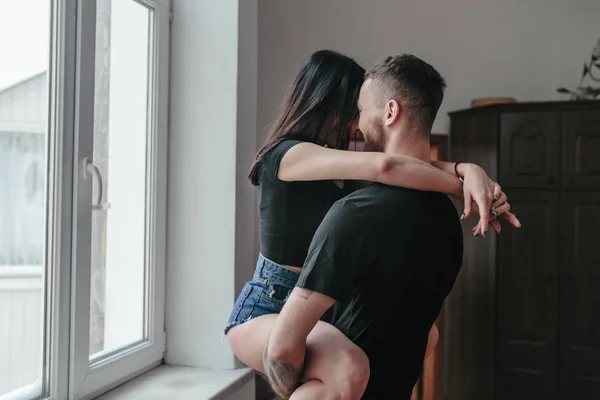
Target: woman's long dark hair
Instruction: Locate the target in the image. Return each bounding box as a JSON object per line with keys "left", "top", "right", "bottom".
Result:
{"left": 249, "top": 50, "right": 365, "bottom": 185}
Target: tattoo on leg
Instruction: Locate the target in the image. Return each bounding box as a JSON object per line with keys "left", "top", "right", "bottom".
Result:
{"left": 263, "top": 342, "right": 303, "bottom": 398}
{"left": 292, "top": 287, "right": 313, "bottom": 300}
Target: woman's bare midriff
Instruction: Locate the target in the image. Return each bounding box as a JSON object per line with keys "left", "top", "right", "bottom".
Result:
{"left": 281, "top": 264, "right": 303, "bottom": 273}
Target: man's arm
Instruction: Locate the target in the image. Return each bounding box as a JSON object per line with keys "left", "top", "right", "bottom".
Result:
{"left": 263, "top": 200, "right": 365, "bottom": 397}
{"left": 263, "top": 287, "right": 335, "bottom": 398}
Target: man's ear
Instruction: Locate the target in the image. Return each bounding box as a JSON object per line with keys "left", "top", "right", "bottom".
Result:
{"left": 384, "top": 99, "right": 401, "bottom": 127}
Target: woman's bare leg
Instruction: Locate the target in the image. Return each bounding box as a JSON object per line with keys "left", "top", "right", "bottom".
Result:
{"left": 227, "top": 316, "right": 369, "bottom": 400}
{"left": 291, "top": 321, "right": 369, "bottom": 400}
{"left": 424, "top": 324, "right": 439, "bottom": 360}
{"left": 227, "top": 315, "right": 277, "bottom": 373}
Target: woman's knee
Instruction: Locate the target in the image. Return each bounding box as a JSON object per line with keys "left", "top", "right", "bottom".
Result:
{"left": 335, "top": 345, "right": 370, "bottom": 399}
{"left": 226, "top": 314, "right": 278, "bottom": 372}
{"left": 303, "top": 322, "right": 370, "bottom": 400}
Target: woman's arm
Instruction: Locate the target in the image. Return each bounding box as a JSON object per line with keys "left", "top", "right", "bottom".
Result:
{"left": 278, "top": 143, "right": 520, "bottom": 236}
{"left": 431, "top": 160, "right": 481, "bottom": 180}
{"left": 278, "top": 142, "right": 463, "bottom": 196}
{"left": 431, "top": 160, "right": 461, "bottom": 176}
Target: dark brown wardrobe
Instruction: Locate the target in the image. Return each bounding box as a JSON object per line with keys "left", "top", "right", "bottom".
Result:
{"left": 444, "top": 101, "right": 600, "bottom": 400}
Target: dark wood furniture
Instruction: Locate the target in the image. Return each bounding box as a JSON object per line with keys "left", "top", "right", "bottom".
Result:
{"left": 445, "top": 100, "right": 600, "bottom": 400}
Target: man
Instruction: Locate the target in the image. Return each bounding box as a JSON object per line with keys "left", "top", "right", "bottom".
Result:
{"left": 263, "top": 54, "right": 464, "bottom": 399}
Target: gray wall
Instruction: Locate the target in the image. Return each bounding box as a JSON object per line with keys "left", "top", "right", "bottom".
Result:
{"left": 257, "top": 0, "right": 600, "bottom": 135}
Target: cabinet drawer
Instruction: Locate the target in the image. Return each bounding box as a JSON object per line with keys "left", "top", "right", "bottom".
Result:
{"left": 500, "top": 112, "right": 560, "bottom": 188}
{"left": 562, "top": 111, "right": 600, "bottom": 189}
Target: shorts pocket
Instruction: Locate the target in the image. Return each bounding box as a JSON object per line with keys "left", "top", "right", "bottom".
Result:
{"left": 260, "top": 281, "right": 292, "bottom": 306}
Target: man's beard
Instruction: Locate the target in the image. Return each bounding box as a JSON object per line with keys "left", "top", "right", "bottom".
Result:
{"left": 362, "top": 122, "right": 386, "bottom": 152}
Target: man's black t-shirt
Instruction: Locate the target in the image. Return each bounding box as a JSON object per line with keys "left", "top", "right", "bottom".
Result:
{"left": 296, "top": 183, "right": 463, "bottom": 399}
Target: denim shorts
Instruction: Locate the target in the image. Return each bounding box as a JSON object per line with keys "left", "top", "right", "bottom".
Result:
{"left": 224, "top": 254, "right": 300, "bottom": 335}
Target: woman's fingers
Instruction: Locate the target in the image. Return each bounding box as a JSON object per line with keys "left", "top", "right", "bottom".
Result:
{"left": 501, "top": 211, "right": 521, "bottom": 228}
{"left": 472, "top": 219, "right": 502, "bottom": 236}
{"left": 493, "top": 191, "right": 508, "bottom": 208}
{"left": 473, "top": 192, "right": 492, "bottom": 236}
{"left": 491, "top": 202, "right": 511, "bottom": 218}
{"left": 493, "top": 182, "right": 502, "bottom": 199}
{"left": 472, "top": 212, "right": 521, "bottom": 237}
{"left": 462, "top": 190, "right": 473, "bottom": 220}
{"left": 465, "top": 183, "right": 522, "bottom": 237}
{"left": 490, "top": 219, "right": 502, "bottom": 234}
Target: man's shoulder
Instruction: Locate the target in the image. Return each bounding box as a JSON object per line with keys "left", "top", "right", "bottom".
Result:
{"left": 339, "top": 184, "right": 461, "bottom": 235}
{"left": 320, "top": 185, "right": 408, "bottom": 234}
{"left": 343, "top": 183, "right": 453, "bottom": 210}
{"left": 340, "top": 182, "right": 399, "bottom": 204}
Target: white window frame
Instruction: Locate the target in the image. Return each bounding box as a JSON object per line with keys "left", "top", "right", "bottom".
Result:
{"left": 3, "top": 1, "right": 171, "bottom": 400}
{"left": 44, "top": 0, "right": 77, "bottom": 398}
{"left": 68, "top": 0, "right": 170, "bottom": 398}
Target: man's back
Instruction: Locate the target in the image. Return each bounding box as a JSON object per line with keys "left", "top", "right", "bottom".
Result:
{"left": 297, "top": 183, "right": 463, "bottom": 399}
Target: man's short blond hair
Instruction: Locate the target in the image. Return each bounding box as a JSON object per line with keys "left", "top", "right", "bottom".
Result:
{"left": 365, "top": 54, "right": 446, "bottom": 135}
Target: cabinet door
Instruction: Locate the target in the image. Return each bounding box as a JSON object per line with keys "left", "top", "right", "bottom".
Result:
{"left": 500, "top": 112, "right": 560, "bottom": 188}
{"left": 560, "top": 191, "right": 600, "bottom": 399}
{"left": 496, "top": 190, "right": 559, "bottom": 400}
{"left": 562, "top": 111, "right": 600, "bottom": 189}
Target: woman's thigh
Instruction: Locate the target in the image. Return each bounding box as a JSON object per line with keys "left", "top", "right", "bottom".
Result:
{"left": 227, "top": 313, "right": 278, "bottom": 373}
{"left": 302, "top": 321, "right": 369, "bottom": 395}
{"left": 228, "top": 317, "right": 369, "bottom": 395}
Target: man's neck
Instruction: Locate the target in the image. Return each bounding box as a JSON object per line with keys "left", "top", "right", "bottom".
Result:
{"left": 384, "top": 130, "right": 431, "bottom": 163}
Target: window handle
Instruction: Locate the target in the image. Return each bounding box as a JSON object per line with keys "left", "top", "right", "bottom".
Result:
{"left": 83, "top": 158, "right": 110, "bottom": 210}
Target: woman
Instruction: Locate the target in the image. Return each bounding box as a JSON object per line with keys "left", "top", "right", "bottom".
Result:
{"left": 226, "top": 50, "right": 518, "bottom": 399}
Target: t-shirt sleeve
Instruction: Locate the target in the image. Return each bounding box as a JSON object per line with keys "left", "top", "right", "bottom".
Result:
{"left": 341, "top": 180, "right": 369, "bottom": 196}
{"left": 261, "top": 139, "right": 303, "bottom": 181}
{"left": 296, "top": 200, "right": 370, "bottom": 303}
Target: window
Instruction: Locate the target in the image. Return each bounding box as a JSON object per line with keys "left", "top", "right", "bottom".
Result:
{"left": 0, "top": 0, "right": 170, "bottom": 399}
{"left": 89, "top": 0, "right": 153, "bottom": 359}
{"left": 0, "top": 1, "right": 51, "bottom": 397}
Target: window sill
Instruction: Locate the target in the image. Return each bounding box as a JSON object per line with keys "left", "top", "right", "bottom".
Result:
{"left": 94, "top": 365, "right": 254, "bottom": 400}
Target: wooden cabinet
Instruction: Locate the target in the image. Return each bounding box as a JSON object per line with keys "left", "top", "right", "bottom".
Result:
{"left": 496, "top": 190, "right": 559, "bottom": 400}
{"left": 559, "top": 191, "right": 600, "bottom": 399}
{"left": 446, "top": 101, "right": 600, "bottom": 400}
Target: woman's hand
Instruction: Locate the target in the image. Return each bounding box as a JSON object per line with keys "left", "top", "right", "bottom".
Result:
{"left": 470, "top": 183, "right": 522, "bottom": 237}
{"left": 458, "top": 164, "right": 521, "bottom": 236}
{"left": 459, "top": 164, "right": 495, "bottom": 236}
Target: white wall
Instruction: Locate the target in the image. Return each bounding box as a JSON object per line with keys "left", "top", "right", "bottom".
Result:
{"left": 167, "top": 0, "right": 258, "bottom": 370}
{"left": 257, "top": 0, "right": 600, "bottom": 134}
